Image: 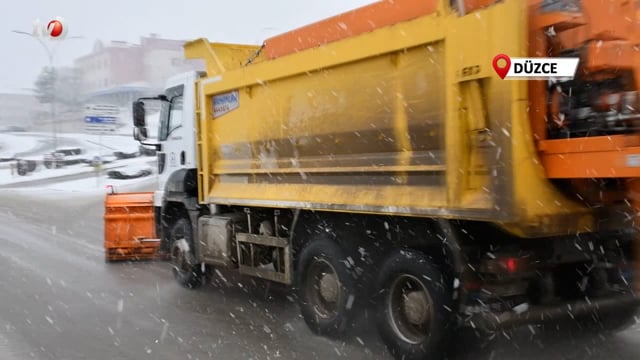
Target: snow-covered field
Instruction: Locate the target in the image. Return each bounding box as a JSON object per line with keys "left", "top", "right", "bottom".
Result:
{"left": 0, "top": 130, "right": 158, "bottom": 198}
{"left": 7, "top": 172, "right": 158, "bottom": 200}
{"left": 0, "top": 134, "right": 40, "bottom": 159}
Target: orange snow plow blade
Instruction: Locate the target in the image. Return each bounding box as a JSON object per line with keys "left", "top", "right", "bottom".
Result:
{"left": 104, "top": 191, "right": 166, "bottom": 262}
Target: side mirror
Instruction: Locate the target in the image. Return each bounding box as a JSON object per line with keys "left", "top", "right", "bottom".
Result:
{"left": 133, "top": 127, "right": 148, "bottom": 141}
{"left": 133, "top": 101, "right": 146, "bottom": 127}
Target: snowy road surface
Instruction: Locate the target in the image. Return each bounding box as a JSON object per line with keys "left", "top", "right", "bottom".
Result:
{"left": 1, "top": 181, "right": 640, "bottom": 359}
{"left": 0, "top": 179, "right": 388, "bottom": 360}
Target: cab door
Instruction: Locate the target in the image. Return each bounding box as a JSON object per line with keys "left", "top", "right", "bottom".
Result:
{"left": 156, "top": 84, "right": 185, "bottom": 201}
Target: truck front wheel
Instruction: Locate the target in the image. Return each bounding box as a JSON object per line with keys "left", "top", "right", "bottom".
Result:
{"left": 375, "top": 249, "right": 453, "bottom": 360}
{"left": 170, "top": 217, "right": 207, "bottom": 289}
{"left": 296, "top": 238, "right": 358, "bottom": 338}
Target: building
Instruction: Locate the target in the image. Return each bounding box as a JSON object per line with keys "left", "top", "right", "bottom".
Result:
{"left": 141, "top": 35, "right": 205, "bottom": 90}
{"left": 74, "top": 34, "right": 205, "bottom": 107}
{"left": 75, "top": 40, "right": 142, "bottom": 95}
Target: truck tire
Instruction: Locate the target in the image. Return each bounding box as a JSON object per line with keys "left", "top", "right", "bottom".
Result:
{"left": 170, "top": 217, "right": 206, "bottom": 289}
{"left": 296, "top": 238, "right": 358, "bottom": 338}
{"left": 17, "top": 164, "right": 27, "bottom": 176}
{"left": 374, "top": 249, "right": 453, "bottom": 360}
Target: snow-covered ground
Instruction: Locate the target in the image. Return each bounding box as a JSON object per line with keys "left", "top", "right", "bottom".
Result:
{"left": 11, "top": 132, "right": 142, "bottom": 155}
{"left": 0, "top": 130, "right": 158, "bottom": 198}
{"left": 6, "top": 172, "right": 158, "bottom": 200}
{"left": 0, "top": 156, "right": 156, "bottom": 186}
{"left": 10, "top": 109, "right": 162, "bottom": 157}
{"left": 0, "top": 134, "right": 40, "bottom": 159}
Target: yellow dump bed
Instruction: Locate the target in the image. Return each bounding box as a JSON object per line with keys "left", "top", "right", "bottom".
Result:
{"left": 186, "top": 0, "right": 595, "bottom": 239}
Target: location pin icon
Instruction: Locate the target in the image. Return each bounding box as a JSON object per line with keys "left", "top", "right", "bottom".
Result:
{"left": 492, "top": 54, "right": 511, "bottom": 79}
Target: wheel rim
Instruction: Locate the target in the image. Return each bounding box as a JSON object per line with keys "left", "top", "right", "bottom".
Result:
{"left": 305, "top": 258, "right": 342, "bottom": 319}
{"left": 387, "top": 274, "right": 433, "bottom": 345}
{"left": 171, "top": 239, "right": 193, "bottom": 273}
{"left": 170, "top": 223, "right": 192, "bottom": 274}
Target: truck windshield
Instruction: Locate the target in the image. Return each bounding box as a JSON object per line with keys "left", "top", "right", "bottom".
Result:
{"left": 158, "top": 85, "right": 184, "bottom": 141}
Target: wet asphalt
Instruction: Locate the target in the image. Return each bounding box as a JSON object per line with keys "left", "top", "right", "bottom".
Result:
{"left": 0, "top": 180, "right": 639, "bottom": 360}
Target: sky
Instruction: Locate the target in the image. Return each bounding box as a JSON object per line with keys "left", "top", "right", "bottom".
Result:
{"left": 0, "top": 0, "right": 374, "bottom": 94}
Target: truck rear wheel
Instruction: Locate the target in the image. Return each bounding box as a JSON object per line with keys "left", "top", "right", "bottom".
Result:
{"left": 170, "top": 217, "right": 206, "bottom": 289}
{"left": 375, "top": 249, "right": 453, "bottom": 360}
{"left": 296, "top": 238, "right": 357, "bottom": 338}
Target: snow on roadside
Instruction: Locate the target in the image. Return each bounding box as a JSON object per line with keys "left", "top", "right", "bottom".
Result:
{"left": 0, "top": 134, "right": 39, "bottom": 158}
{"left": 0, "top": 119, "right": 161, "bottom": 199}
{"left": 78, "top": 134, "right": 141, "bottom": 154}
{"left": 38, "top": 133, "right": 143, "bottom": 156}
{"left": 0, "top": 156, "right": 156, "bottom": 186}
{"left": 3, "top": 174, "right": 158, "bottom": 200}
{"left": 2, "top": 109, "right": 160, "bottom": 159}
{"left": 0, "top": 159, "right": 158, "bottom": 200}
{"left": 108, "top": 164, "right": 154, "bottom": 175}
{"left": 10, "top": 132, "right": 144, "bottom": 156}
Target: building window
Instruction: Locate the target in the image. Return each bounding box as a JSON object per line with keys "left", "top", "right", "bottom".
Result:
{"left": 104, "top": 79, "right": 108, "bottom": 87}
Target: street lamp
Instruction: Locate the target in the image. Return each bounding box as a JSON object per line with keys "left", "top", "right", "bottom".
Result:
{"left": 12, "top": 30, "right": 83, "bottom": 153}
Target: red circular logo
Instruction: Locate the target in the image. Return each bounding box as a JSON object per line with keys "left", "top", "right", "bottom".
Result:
{"left": 46, "top": 20, "right": 64, "bottom": 38}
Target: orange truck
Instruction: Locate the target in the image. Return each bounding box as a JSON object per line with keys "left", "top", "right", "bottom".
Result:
{"left": 105, "top": 1, "right": 640, "bottom": 359}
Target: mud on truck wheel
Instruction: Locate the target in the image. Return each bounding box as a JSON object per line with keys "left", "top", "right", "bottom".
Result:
{"left": 169, "top": 217, "right": 208, "bottom": 289}
{"left": 296, "top": 238, "right": 359, "bottom": 338}
{"left": 374, "top": 249, "right": 454, "bottom": 360}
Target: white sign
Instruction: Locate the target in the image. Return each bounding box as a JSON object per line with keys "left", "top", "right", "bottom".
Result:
{"left": 84, "top": 104, "right": 120, "bottom": 134}
{"left": 213, "top": 91, "right": 239, "bottom": 118}
{"left": 85, "top": 104, "right": 120, "bottom": 116}
{"left": 492, "top": 54, "right": 580, "bottom": 81}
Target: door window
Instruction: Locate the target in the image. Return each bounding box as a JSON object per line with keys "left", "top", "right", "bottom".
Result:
{"left": 158, "top": 85, "right": 184, "bottom": 141}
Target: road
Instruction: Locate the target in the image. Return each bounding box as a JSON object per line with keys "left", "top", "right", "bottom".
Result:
{"left": 0, "top": 181, "right": 639, "bottom": 360}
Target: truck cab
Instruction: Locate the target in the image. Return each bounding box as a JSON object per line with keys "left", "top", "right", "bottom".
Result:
{"left": 133, "top": 70, "right": 203, "bottom": 249}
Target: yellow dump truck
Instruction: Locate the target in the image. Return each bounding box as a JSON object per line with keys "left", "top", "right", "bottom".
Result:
{"left": 106, "top": 0, "right": 640, "bottom": 358}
